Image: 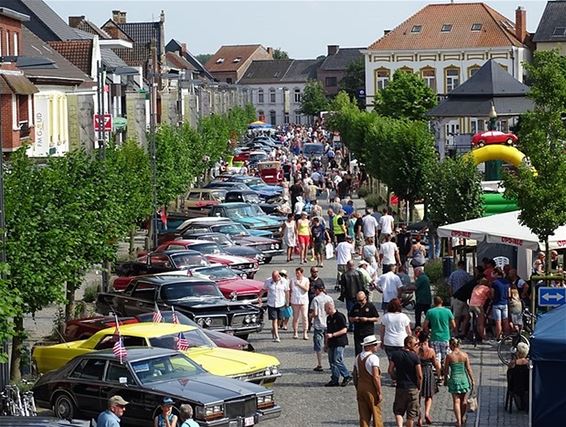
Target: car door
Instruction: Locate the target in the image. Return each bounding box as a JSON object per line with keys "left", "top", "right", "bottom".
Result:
{"left": 68, "top": 358, "right": 107, "bottom": 416}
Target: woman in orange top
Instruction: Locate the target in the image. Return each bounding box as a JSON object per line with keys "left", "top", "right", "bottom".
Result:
{"left": 297, "top": 212, "right": 312, "bottom": 264}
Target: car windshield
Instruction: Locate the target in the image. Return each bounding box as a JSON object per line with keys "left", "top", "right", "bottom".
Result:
{"left": 149, "top": 329, "right": 215, "bottom": 349}
{"left": 225, "top": 205, "right": 265, "bottom": 218}
{"left": 199, "top": 234, "right": 234, "bottom": 246}
{"left": 244, "top": 194, "right": 261, "bottom": 204}
{"left": 189, "top": 243, "right": 222, "bottom": 255}
{"left": 213, "top": 223, "right": 250, "bottom": 236}
{"left": 161, "top": 282, "right": 223, "bottom": 300}
{"left": 240, "top": 177, "right": 263, "bottom": 186}
{"left": 170, "top": 253, "right": 208, "bottom": 268}
{"left": 192, "top": 266, "right": 238, "bottom": 281}
{"left": 131, "top": 353, "right": 204, "bottom": 384}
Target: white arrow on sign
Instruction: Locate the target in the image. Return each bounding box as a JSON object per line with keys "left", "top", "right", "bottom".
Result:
{"left": 542, "top": 292, "right": 564, "bottom": 302}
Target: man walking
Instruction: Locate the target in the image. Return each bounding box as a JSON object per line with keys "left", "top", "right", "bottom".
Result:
{"left": 311, "top": 217, "right": 330, "bottom": 268}
{"left": 339, "top": 260, "right": 367, "bottom": 330}
{"left": 423, "top": 296, "right": 455, "bottom": 370}
{"left": 362, "top": 209, "right": 379, "bottom": 240}
{"left": 388, "top": 336, "right": 422, "bottom": 427}
{"left": 310, "top": 283, "right": 333, "bottom": 372}
{"left": 413, "top": 267, "right": 432, "bottom": 328}
{"left": 354, "top": 335, "right": 383, "bottom": 427}
{"left": 349, "top": 291, "right": 380, "bottom": 355}
{"left": 335, "top": 235, "right": 355, "bottom": 291}
{"left": 97, "top": 395, "right": 128, "bottom": 427}
{"left": 378, "top": 208, "right": 394, "bottom": 240}
{"left": 376, "top": 266, "right": 404, "bottom": 312}
{"left": 448, "top": 261, "right": 472, "bottom": 337}
{"left": 333, "top": 209, "right": 348, "bottom": 243}
{"left": 379, "top": 234, "right": 400, "bottom": 274}
{"left": 258, "top": 270, "right": 290, "bottom": 343}
{"left": 324, "top": 301, "right": 352, "bottom": 387}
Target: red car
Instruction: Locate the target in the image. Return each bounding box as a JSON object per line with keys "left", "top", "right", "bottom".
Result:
{"left": 471, "top": 131, "right": 518, "bottom": 147}
{"left": 64, "top": 311, "right": 253, "bottom": 351}
{"left": 187, "top": 265, "right": 264, "bottom": 304}
{"left": 157, "top": 239, "right": 259, "bottom": 278}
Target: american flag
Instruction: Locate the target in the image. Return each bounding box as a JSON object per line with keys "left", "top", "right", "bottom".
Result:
{"left": 153, "top": 303, "right": 162, "bottom": 323}
{"left": 176, "top": 332, "right": 189, "bottom": 351}
{"left": 171, "top": 307, "right": 180, "bottom": 324}
{"left": 112, "top": 336, "right": 128, "bottom": 363}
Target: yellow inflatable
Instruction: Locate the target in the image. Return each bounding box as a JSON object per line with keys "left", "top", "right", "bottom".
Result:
{"left": 468, "top": 145, "right": 525, "bottom": 167}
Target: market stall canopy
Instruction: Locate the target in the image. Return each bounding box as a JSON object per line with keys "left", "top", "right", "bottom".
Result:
{"left": 248, "top": 121, "right": 272, "bottom": 129}
{"left": 437, "top": 211, "right": 566, "bottom": 250}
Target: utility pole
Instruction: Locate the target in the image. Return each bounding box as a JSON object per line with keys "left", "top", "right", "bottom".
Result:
{"left": 149, "top": 45, "right": 159, "bottom": 251}
{"left": 97, "top": 60, "right": 106, "bottom": 159}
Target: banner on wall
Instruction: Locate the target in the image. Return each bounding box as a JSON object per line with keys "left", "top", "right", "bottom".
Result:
{"left": 27, "top": 95, "right": 51, "bottom": 157}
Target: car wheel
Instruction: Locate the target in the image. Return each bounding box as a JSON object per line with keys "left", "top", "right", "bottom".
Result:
{"left": 478, "top": 141, "right": 485, "bottom": 147}
{"left": 506, "top": 138, "right": 514, "bottom": 145}
{"left": 263, "top": 257, "right": 272, "bottom": 264}
{"left": 53, "top": 392, "right": 78, "bottom": 420}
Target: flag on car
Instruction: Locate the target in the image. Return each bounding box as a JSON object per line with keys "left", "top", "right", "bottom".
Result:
{"left": 153, "top": 303, "right": 162, "bottom": 323}
{"left": 176, "top": 332, "right": 189, "bottom": 351}
{"left": 171, "top": 306, "right": 180, "bottom": 324}
{"left": 112, "top": 335, "right": 128, "bottom": 363}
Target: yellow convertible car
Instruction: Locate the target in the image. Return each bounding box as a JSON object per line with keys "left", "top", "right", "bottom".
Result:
{"left": 32, "top": 323, "right": 280, "bottom": 385}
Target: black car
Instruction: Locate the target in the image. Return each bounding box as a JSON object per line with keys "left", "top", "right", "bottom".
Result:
{"left": 114, "top": 250, "right": 210, "bottom": 278}
{"left": 33, "top": 348, "right": 280, "bottom": 426}
{"left": 224, "top": 191, "right": 280, "bottom": 215}
{"left": 185, "top": 232, "right": 266, "bottom": 264}
{"left": 97, "top": 275, "right": 264, "bottom": 337}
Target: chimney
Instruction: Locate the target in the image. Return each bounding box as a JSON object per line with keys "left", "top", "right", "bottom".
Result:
{"left": 384, "top": 29, "right": 391, "bottom": 36}
{"left": 160, "top": 10, "right": 165, "bottom": 24}
{"left": 180, "top": 43, "right": 187, "bottom": 55}
{"left": 68, "top": 16, "right": 85, "bottom": 28}
{"left": 119, "top": 11, "right": 126, "bottom": 23}
{"left": 327, "top": 45, "right": 339, "bottom": 56}
{"left": 267, "top": 47, "right": 273, "bottom": 57}
{"left": 515, "top": 6, "right": 526, "bottom": 43}
{"left": 112, "top": 10, "right": 126, "bottom": 24}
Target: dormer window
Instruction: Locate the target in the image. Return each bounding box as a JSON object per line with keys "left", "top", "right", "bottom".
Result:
{"left": 552, "top": 27, "right": 566, "bottom": 36}
{"left": 441, "top": 24, "right": 453, "bottom": 32}
{"left": 232, "top": 57, "right": 241, "bottom": 63}
{"left": 471, "top": 23, "right": 482, "bottom": 31}
{"left": 216, "top": 58, "right": 224, "bottom": 64}
{"left": 411, "top": 25, "right": 422, "bottom": 33}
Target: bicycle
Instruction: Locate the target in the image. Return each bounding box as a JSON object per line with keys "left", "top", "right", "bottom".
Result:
{"left": 0, "top": 382, "right": 37, "bottom": 416}
{"left": 497, "top": 308, "right": 535, "bottom": 366}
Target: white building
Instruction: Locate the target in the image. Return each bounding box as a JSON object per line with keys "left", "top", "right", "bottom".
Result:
{"left": 363, "top": 3, "right": 531, "bottom": 140}
{"left": 238, "top": 59, "right": 320, "bottom": 126}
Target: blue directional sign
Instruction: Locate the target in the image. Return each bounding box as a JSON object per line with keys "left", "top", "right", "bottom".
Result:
{"left": 538, "top": 287, "right": 566, "bottom": 307}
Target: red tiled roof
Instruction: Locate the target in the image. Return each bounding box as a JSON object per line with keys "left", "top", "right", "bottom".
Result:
{"left": 205, "top": 44, "right": 270, "bottom": 73}
{"left": 48, "top": 40, "right": 93, "bottom": 75}
{"left": 165, "top": 52, "right": 196, "bottom": 71}
{"left": 368, "top": 3, "right": 524, "bottom": 51}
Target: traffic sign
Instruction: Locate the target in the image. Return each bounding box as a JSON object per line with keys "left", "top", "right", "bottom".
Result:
{"left": 94, "top": 114, "right": 112, "bottom": 131}
{"left": 538, "top": 287, "right": 566, "bottom": 307}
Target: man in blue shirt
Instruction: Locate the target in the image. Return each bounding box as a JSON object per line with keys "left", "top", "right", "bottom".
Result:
{"left": 97, "top": 395, "right": 128, "bottom": 427}
{"left": 447, "top": 261, "right": 472, "bottom": 337}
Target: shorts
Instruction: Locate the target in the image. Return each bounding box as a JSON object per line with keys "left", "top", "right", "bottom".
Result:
{"left": 298, "top": 235, "right": 311, "bottom": 248}
{"left": 313, "top": 241, "right": 325, "bottom": 255}
{"left": 384, "top": 345, "right": 403, "bottom": 360}
{"left": 451, "top": 298, "right": 469, "bottom": 318}
{"left": 430, "top": 341, "right": 450, "bottom": 363}
{"left": 267, "top": 306, "right": 284, "bottom": 320}
{"left": 313, "top": 328, "right": 325, "bottom": 352}
{"left": 492, "top": 304, "right": 509, "bottom": 322}
{"left": 393, "top": 388, "right": 419, "bottom": 419}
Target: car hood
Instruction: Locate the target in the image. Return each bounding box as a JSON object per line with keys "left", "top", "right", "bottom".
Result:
{"left": 204, "top": 330, "right": 249, "bottom": 349}
{"left": 249, "top": 184, "right": 282, "bottom": 193}
{"left": 170, "top": 297, "right": 259, "bottom": 311}
{"left": 187, "top": 347, "right": 279, "bottom": 377}
{"left": 215, "top": 278, "right": 263, "bottom": 294}
{"left": 205, "top": 254, "right": 251, "bottom": 265}
{"left": 145, "top": 373, "right": 265, "bottom": 405}
{"left": 233, "top": 235, "right": 276, "bottom": 245}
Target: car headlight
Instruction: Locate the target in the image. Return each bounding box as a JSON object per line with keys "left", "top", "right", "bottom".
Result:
{"left": 270, "top": 243, "right": 275, "bottom": 249}
{"left": 270, "top": 366, "right": 278, "bottom": 375}
{"left": 274, "top": 243, "right": 280, "bottom": 249}
{"left": 244, "top": 315, "right": 251, "bottom": 324}
{"left": 251, "top": 314, "right": 257, "bottom": 323}
{"left": 197, "top": 318, "right": 205, "bottom": 326}
{"left": 204, "top": 317, "right": 212, "bottom": 326}
{"left": 196, "top": 404, "right": 224, "bottom": 420}
{"left": 257, "top": 393, "right": 275, "bottom": 409}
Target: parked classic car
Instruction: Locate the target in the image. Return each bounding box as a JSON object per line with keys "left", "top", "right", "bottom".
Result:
{"left": 168, "top": 188, "right": 226, "bottom": 214}
{"left": 186, "top": 232, "right": 266, "bottom": 264}
{"left": 224, "top": 176, "right": 283, "bottom": 198}
{"left": 64, "top": 311, "right": 253, "bottom": 351}
{"left": 113, "top": 250, "right": 210, "bottom": 290}
{"left": 209, "top": 203, "right": 283, "bottom": 235}
{"left": 32, "top": 348, "right": 280, "bottom": 424}
{"left": 187, "top": 265, "right": 264, "bottom": 303}
{"left": 471, "top": 130, "right": 518, "bottom": 147}
{"left": 224, "top": 191, "right": 280, "bottom": 215}
{"left": 97, "top": 275, "right": 263, "bottom": 337}
{"left": 33, "top": 323, "right": 280, "bottom": 385}
{"left": 302, "top": 142, "right": 325, "bottom": 159}
{"left": 156, "top": 239, "right": 259, "bottom": 278}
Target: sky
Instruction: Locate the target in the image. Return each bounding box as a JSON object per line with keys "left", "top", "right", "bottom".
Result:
{"left": 47, "top": 0, "right": 548, "bottom": 59}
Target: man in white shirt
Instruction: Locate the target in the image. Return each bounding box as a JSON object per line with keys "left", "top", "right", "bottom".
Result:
{"left": 379, "top": 234, "right": 400, "bottom": 274}
{"left": 377, "top": 266, "right": 404, "bottom": 311}
{"left": 259, "top": 270, "right": 290, "bottom": 342}
{"left": 335, "top": 235, "right": 355, "bottom": 290}
{"left": 378, "top": 208, "right": 394, "bottom": 238}
{"left": 310, "top": 283, "right": 334, "bottom": 372}
{"left": 362, "top": 209, "right": 379, "bottom": 239}
{"left": 353, "top": 335, "right": 383, "bottom": 427}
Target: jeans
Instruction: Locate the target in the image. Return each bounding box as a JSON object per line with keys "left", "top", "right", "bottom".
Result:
{"left": 414, "top": 303, "right": 431, "bottom": 328}
{"left": 346, "top": 298, "right": 356, "bottom": 331}
{"left": 328, "top": 346, "right": 350, "bottom": 383}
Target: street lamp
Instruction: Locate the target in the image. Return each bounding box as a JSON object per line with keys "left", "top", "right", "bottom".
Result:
{"left": 488, "top": 103, "right": 498, "bottom": 131}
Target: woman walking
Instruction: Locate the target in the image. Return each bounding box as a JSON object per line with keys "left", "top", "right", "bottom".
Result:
{"left": 290, "top": 267, "right": 310, "bottom": 340}
{"left": 444, "top": 338, "right": 474, "bottom": 427}
{"left": 408, "top": 236, "right": 427, "bottom": 268}
{"left": 379, "top": 298, "right": 411, "bottom": 385}
{"left": 297, "top": 212, "right": 312, "bottom": 264}
{"left": 282, "top": 213, "right": 298, "bottom": 262}
{"left": 416, "top": 331, "right": 441, "bottom": 426}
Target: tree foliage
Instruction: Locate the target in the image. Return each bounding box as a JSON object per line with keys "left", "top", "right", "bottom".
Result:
{"left": 272, "top": 49, "right": 289, "bottom": 60}
{"left": 338, "top": 58, "right": 365, "bottom": 107}
{"left": 502, "top": 50, "right": 566, "bottom": 271}
{"left": 195, "top": 53, "right": 213, "bottom": 65}
{"left": 375, "top": 70, "right": 437, "bottom": 121}
{"left": 300, "top": 80, "right": 329, "bottom": 117}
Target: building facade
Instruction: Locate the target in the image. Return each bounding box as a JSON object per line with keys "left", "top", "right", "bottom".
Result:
{"left": 317, "top": 44, "right": 363, "bottom": 96}
{"left": 533, "top": 1, "right": 566, "bottom": 55}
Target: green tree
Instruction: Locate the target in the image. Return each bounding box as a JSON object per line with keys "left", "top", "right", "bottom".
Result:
{"left": 300, "top": 80, "right": 329, "bottom": 117}
{"left": 338, "top": 58, "right": 365, "bottom": 108}
{"left": 502, "top": 50, "right": 566, "bottom": 272}
{"left": 195, "top": 53, "right": 213, "bottom": 65}
{"left": 272, "top": 49, "right": 289, "bottom": 60}
{"left": 375, "top": 70, "right": 437, "bottom": 121}
{"left": 426, "top": 156, "right": 484, "bottom": 228}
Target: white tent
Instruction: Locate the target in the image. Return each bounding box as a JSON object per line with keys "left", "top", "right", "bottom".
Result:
{"left": 437, "top": 211, "right": 566, "bottom": 251}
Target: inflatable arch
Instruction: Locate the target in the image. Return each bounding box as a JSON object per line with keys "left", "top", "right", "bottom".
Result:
{"left": 467, "top": 145, "right": 525, "bottom": 167}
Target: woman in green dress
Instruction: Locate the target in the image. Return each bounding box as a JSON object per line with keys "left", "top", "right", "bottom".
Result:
{"left": 444, "top": 338, "right": 474, "bottom": 427}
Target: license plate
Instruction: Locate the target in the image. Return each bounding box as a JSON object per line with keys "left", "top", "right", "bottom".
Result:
{"left": 244, "top": 416, "right": 254, "bottom": 426}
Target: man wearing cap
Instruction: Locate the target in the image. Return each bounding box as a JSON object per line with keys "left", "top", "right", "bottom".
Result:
{"left": 349, "top": 291, "right": 380, "bottom": 356}
{"left": 97, "top": 395, "right": 128, "bottom": 427}
{"left": 310, "top": 282, "right": 333, "bottom": 372}
{"left": 353, "top": 335, "right": 383, "bottom": 427}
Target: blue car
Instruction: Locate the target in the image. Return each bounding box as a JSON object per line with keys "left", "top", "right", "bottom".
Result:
{"left": 226, "top": 176, "right": 282, "bottom": 200}
{"left": 209, "top": 203, "right": 283, "bottom": 237}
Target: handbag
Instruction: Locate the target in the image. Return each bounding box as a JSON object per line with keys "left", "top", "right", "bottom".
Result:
{"left": 325, "top": 243, "right": 334, "bottom": 259}
{"left": 467, "top": 392, "right": 478, "bottom": 412}
{"left": 281, "top": 305, "right": 292, "bottom": 319}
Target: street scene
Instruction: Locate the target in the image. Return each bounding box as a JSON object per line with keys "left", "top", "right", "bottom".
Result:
{"left": 0, "top": 1, "right": 565, "bottom": 427}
